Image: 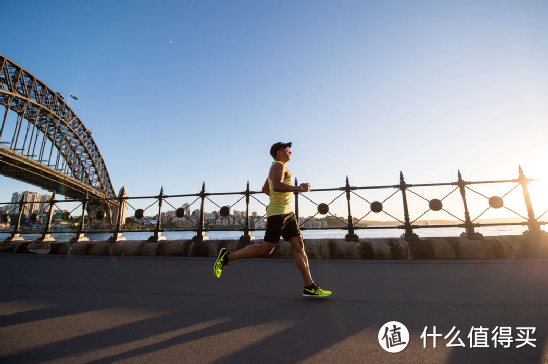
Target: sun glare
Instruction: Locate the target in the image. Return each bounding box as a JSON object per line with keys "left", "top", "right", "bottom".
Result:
{"left": 520, "top": 157, "right": 548, "bottom": 221}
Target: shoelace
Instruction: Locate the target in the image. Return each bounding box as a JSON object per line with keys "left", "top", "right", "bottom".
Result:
{"left": 304, "top": 282, "right": 324, "bottom": 293}
{"left": 216, "top": 252, "right": 230, "bottom": 268}
{"left": 216, "top": 258, "right": 228, "bottom": 268}
{"left": 314, "top": 282, "right": 321, "bottom": 292}
{"left": 309, "top": 283, "right": 322, "bottom": 293}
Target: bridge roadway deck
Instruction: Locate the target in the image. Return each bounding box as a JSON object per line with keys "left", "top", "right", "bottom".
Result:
{"left": 0, "top": 145, "right": 110, "bottom": 201}
{"left": 0, "top": 255, "right": 547, "bottom": 363}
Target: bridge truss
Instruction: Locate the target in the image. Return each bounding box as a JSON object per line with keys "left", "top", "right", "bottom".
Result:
{"left": 0, "top": 54, "right": 115, "bottom": 200}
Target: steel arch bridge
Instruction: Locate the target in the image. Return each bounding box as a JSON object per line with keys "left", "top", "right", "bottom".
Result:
{"left": 0, "top": 55, "right": 116, "bottom": 202}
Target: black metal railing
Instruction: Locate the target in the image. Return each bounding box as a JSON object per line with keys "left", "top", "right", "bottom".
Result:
{"left": 1, "top": 166, "right": 547, "bottom": 243}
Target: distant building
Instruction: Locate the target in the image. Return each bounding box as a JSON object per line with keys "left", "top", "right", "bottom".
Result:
{"left": 300, "top": 217, "right": 327, "bottom": 229}
{"left": 182, "top": 203, "right": 191, "bottom": 217}
{"left": 10, "top": 191, "right": 51, "bottom": 218}
{"left": 160, "top": 212, "right": 169, "bottom": 224}
{"left": 253, "top": 217, "right": 267, "bottom": 229}
{"left": 204, "top": 212, "right": 216, "bottom": 223}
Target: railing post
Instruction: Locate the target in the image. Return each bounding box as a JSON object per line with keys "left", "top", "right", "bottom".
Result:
{"left": 35, "top": 192, "right": 56, "bottom": 242}
{"left": 108, "top": 189, "right": 127, "bottom": 243}
{"left": 240, "top": 181, "right": 255, "bottom": 242}
{"left": 5, "top": 196, "right": 26, "bottom": 242}
{"left": 70, "top": 192, "right": 90, "bottom": 243}
{"left": 294, "top": 177, "right": 299, "bottom": 223}
{"left": 518, "top": 166, "right": 543, "bottom": 235}
{"left": 192, "top": 182, "right": 209, "bottom": 241}
{"left": 400, "top": 172, "right": 419, "bottom": 240}
{"left": 345, "top": 176, "right": 359, "bottom": 241}
{"left": 458, "top": 170, "right": 483, "bottom": 240}
{"left": 149, "top": 187, "right": 167, "bottom": 242}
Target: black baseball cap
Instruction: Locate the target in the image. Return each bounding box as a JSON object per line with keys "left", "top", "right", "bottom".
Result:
{"left": 270, "top": 142, "right": 292, "bottom": 158}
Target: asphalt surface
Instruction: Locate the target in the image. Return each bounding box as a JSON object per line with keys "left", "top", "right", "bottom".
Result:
{"left": 0, "top": 254, "right": 547, "bottom": 363}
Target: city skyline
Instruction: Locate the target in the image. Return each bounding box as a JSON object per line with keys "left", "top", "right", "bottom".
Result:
{"left": 0, "top": 191, "right": 52, "bottom": 218}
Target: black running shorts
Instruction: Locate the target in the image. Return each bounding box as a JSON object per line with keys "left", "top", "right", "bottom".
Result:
{"left": 264, "top": 212, "right": 301, "bottom": 243}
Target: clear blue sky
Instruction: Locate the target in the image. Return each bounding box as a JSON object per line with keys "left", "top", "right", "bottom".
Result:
{"left": 2, "top": 0, "right": 548, "bottom": 219}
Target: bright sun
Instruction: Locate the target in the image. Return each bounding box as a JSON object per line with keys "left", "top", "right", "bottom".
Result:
{"left": 520, "top": 157, "right": 548, "bottom": 222}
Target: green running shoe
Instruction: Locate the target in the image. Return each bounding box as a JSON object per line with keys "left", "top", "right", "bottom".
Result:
{"left": 303, "top": 282, "right": 331, "bottom": 298}
{"left": 214, "top": 248, "right": 230, "bottom": 278}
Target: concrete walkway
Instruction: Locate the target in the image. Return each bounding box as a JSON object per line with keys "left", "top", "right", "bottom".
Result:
{"left": 0, "top": 255, "right": 547, "bottom": 363}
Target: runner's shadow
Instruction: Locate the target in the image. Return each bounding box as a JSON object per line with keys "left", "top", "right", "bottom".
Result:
{"left": 86, "top": 318, "right": 251, "bottom": 363}
{"left": 211, "top": 308, "right": 374, "bottom": 364}
{"left": 0, "top": 309, "right": 237, "bottom": 363}
{"left": 0, "top": 304, "right": 107, "bottom": 328}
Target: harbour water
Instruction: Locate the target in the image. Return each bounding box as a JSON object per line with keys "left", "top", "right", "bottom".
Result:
{"left": 0, "top": 225, "right": 531, "bottom": 242}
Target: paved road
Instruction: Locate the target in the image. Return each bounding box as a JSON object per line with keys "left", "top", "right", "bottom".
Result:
{"left": 0, "top": 254, "right": 547, "bottom": 363}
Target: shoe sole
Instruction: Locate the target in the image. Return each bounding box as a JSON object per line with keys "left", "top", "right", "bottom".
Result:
{"left": 303, "top": 293, "right": 331, "bottom": 298}
{"left": 214, "top": 249, "right": 228, "bottom": 278}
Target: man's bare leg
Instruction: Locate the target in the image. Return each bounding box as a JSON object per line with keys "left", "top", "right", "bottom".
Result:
{"left": 289, "top": 235, "right": 314, "bottom": 286}
{"left": 227, "top": 241, "right": 277, "bottom": 261}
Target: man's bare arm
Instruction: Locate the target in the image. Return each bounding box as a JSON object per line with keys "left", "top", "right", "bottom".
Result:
{"left": 270, "top": 163, "right": 310, "bottom": 192}
{"left": 262, "top": 179, "right": 270, "bottom": 196}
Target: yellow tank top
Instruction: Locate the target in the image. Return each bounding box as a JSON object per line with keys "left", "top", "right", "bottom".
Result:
{"left": 267, "top": 161, "right": 293, "bottom": 217}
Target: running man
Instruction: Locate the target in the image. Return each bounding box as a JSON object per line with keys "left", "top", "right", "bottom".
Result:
{"left": 214, "top": 142, "right": 331, "bottom": 298}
